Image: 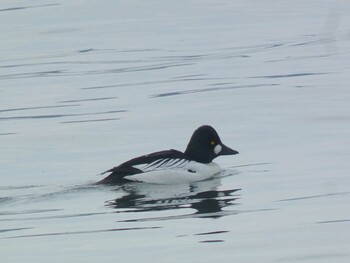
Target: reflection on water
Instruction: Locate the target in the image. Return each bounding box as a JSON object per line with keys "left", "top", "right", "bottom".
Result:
{"left": 0, "top": 173, "right": 241, "bottom": 240}
{"left": 106, "top": 177, "right": 241, "bottom": 221}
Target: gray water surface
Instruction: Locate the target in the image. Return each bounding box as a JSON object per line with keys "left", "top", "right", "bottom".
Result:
{"left": 1, "top": 1, "right": 350, "bottom": 262}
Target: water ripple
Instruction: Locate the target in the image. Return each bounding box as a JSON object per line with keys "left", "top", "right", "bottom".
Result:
{"left": 0, "top": 209, "right": 62, "bottom": 216}
{"left": 317, "top": 219, "right": 350, "bottom": 224}
{"left": 0, "top": 104, "right": 79, "bottom": 113}
{"left": 3, "top": 227, "right": 161, "bottom": 239}
{"left": 61, "top": 118, "right": 120, "bottom": 124}
{"left": 0, "top": 110, "right": 126, "bottom": 121}
{"left": 0, "top": 4, "right": 59, "bottom": 12}
{"left": 0, "top": 62, "right": 194, "bottom": 80}
{"left": 0, "top": 133, "right": 16, "bottom": 136}
{"left": 277, "top": 191, "right": 350, "bottom": 202}
{"left": 251, "top": 72, "right": 329, "bottom": 79}
{"left": 151, "top": 84, "right": 276, "bottom": 98}
{"left": 0, "top": 227, "right": 33, "bottom": 233}
{"left": 57, "top": 97, "right": 118, "bottom": 104}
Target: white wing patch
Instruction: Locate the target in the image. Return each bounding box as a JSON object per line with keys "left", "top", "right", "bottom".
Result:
{"left": 133, "top": 158, "right": 190, "bottom": 173}
{"left": 125, "top": 161, "right": 222, "bottom": 184}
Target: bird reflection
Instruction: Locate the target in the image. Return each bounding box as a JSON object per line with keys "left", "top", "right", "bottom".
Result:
{"left": 105, "top": 176, "right": 241, "bottom": 220}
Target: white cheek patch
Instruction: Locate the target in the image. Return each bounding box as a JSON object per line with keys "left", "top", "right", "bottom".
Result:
{"left": 214, "top": 144, "right": 222, "bottom": 155}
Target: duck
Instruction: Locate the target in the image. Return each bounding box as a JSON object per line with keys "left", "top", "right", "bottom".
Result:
{"left": 98, "top": 125, "right": 238, "bottom": 184}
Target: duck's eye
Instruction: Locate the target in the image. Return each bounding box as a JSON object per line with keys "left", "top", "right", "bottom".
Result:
{"left": 210, "top": 141, "right": 215, "bottom": 146}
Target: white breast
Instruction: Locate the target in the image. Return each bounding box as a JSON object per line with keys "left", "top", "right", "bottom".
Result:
{"left": 124, "top": 161, "right": 221, "bottom": 184}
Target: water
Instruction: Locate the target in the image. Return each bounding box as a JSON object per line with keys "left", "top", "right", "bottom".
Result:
{"left": 1, "top": 0, "right": 350, "bottom": 262}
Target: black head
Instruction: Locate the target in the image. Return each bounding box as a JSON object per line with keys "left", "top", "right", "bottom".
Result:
{"left": 184, "top": 125, "right": 239, "bottom": 163}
